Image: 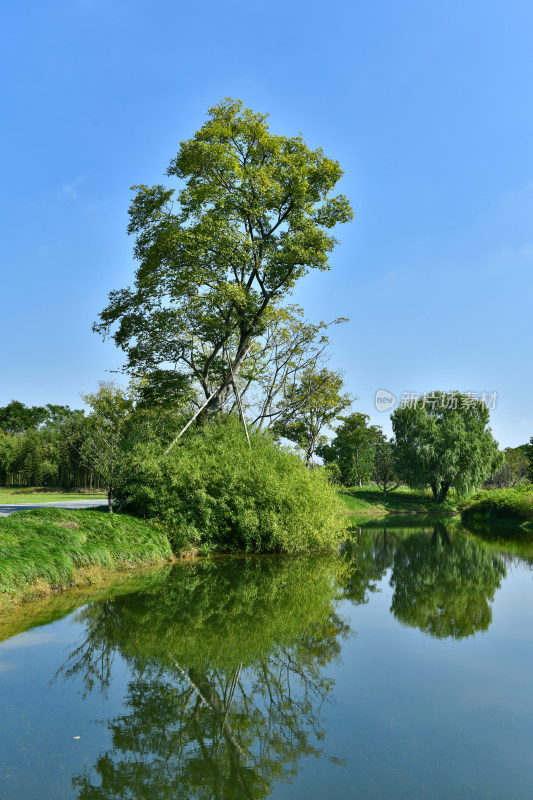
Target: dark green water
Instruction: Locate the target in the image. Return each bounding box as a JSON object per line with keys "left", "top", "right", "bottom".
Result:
{"left": 1, "top": 520, "right": 532, "bottom": 799}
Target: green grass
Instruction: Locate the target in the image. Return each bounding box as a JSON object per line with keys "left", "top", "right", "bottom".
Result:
{"left": 0, "top": 507, "right": 173, "bottom": 606}
{"left": 338, "top": 485, "right": 459, "bottom": 515}
{"left": 0, "top": 486, "right": 106, "bottom": 504}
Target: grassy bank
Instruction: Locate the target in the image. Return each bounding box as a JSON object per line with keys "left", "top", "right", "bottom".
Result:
{"left": 461, "top": 488, "right": 533, "bottom": 530}
{"left": 339, "top": 485, "right": 459, "bottom": 516}
{"left": 0, "top": 486, "right": 106, "bottom": 504}
{"left": 0, "top": 507, "right": 172, "bottom": 607}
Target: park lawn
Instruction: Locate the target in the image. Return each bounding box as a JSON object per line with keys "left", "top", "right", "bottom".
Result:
{"left": 338, "top": 485, "right": 459, "bottom": 515}
{"left": 0, "top": 487, "right": 106, "bottom": 504}
{"left": 0, "top": 507, "right": 172, "bottom": 607}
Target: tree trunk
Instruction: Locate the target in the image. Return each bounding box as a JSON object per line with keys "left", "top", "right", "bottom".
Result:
{"left": 437, "top": 482, "right": 451, "bottom": 503}
{"left": 107, "top": 490, "right": 113, "bottom": 514}
{"left": 200, "top": 336, "right": 252, "bottom": 422}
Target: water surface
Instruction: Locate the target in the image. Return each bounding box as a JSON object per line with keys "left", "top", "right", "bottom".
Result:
{"left": 1, "top": 520, "right": 532, "bottom": 799}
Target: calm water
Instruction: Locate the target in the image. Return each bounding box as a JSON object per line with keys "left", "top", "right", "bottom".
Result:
{"left": 1, "top": 520, "right": 532, "bottom": 799}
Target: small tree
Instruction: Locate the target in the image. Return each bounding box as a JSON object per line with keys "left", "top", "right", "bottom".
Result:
{"left": 80, "top": 383, "right": 167, "bottom": 513}
{"left": 273, "top": 368, "right": 351, "bottom": 465}
{"left": 317, "top": 412, "right": 381, "bottom": 487}
{"left": 485, "top": 446, "right": 531, "bottom": 488}
{"left": 372, "top": 437, "right": 402, "bottom": 497}
{"left": 392, "top": 392, "right": 503, "bottom": 503}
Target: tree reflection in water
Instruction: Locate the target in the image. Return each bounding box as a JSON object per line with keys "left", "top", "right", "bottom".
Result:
{"left": 390, "top": 522, "right": 506, "bottom": 638}
{"left": 343, "top": 521, "right": 507, "bottom": 639}
{"left": 53, "top": 557, "right": 350, "bottom": 800}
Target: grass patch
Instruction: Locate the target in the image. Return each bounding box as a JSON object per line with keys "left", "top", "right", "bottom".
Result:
{"left": 338, "top": 485, "right": 459, "bottom": 516}
{"left": 0, "top": 507, "right": 172, "bottom": 607}
{"left": 0, "top": 486, "right": 106, "bottom": 504}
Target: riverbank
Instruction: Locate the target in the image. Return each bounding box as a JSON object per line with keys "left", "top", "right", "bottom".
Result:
{"left": 0, "top": 507, "right": 172, "bottom": 608}
{"left": 338, "top": 486, "right": 459, "bottom": 516}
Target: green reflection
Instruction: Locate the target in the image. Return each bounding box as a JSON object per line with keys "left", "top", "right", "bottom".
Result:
{"left": 390, "top": 523, "right": 506, "bottom": 638}
{"left": 54, "top": 557, "right": 349, "bottom": 800}
{"left": 344, "top": 522, "right": 507, "bottom": 639}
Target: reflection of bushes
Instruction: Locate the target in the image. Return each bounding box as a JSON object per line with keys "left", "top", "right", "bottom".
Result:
{"left": 65, "top": 556, "right": 348, "bottom": 679}
{"left": 390, "top": 525, "right": 506, "bottom": 638}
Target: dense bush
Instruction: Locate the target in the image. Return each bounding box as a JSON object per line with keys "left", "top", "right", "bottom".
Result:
{"left": 461, "top": 487, "right": 533, "bottom": 527}
{"left": 121, "top": 416, "right": 346, "bottom": 554}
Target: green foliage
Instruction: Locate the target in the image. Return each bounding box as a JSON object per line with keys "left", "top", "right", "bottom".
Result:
{"left": 318, "top": 412, "right": 381, "bottom": 486}
{"left": 0, "top": 401, "right": 93, "bottom": 489}
{"left": 121, "top": 416, "right": 345, "bottom": 553}
{"left": 273, "top": 366, "right": 351, "bottom": 463}
{"left": 392, "top": 392, "right": 503, "bottom": 503}
{"left": 485, "top": 446, "right": 531, "bottom": 488}
{"left": 0, "top": 508, "right": 172, "bottom": 604}
{"left": 461, "top": 487, "right": 533, "bottom": 527}
{"left": 94, "top": 98, "right": 353, "bottom": 419}
{"left": 371, "top": 437, "right": 402, "bottom": 495}
{"left": 0, "top": 400, "right": 49, "bottom": 434}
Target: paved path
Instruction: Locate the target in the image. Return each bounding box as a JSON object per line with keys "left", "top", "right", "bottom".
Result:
{"left": 0, "top": 500, "right": 108, "bottom": 517}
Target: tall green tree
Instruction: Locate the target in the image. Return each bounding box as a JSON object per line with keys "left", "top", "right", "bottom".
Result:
{"left": 391, "top": 392, "right": 503, "bottom": 503}
{"left": 94, "top": 98, "right": 353, "bottom": 420}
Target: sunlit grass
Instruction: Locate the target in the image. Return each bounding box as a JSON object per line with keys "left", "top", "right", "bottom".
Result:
{"left": 0, "top": 507, "right": 172, "bottom": 606}
{"left": 338, "top": 485, "right": 459, "bottom": 515}
{"left": 0, "top": 486, "right": 106, "bottom": 504}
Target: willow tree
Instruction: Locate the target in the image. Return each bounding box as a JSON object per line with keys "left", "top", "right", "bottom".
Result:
{"left": 94, "top": 98, "right": 353, "bottom": 419}
{"left": 391, "top": 392, "right": 503, "bottom": 502}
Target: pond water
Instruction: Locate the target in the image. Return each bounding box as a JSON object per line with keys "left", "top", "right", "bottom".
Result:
{"left": 0, "top": 519, "right": 532, "bottom": 799}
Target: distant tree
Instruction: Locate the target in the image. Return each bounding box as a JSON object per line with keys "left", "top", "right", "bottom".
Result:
{"left": 273, "top": 367, "right": 351, "bottom": 464}
{"left": 317, "top": 412, "right": 381, "bottom": 486}
{"left": 0, "top": 400, "right": 49, "bottom": 434}
{"left": 485, "top": 446, "right": 531, "bottom": 488}
{"left": 94, "top": 98, "right": 353, "bottom": 422}
{"left": 371, "top": 437, "right": 402, "bottom": 496}
{"left": 392, "top": 392, "right": 503, "bottom": 503}
{"left": 522, "top": 437, "right": 533, "bottom": 482}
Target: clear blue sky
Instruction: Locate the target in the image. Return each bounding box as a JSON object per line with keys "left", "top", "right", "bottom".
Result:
{"left": 1, "top": 0, "right": 531, "bottom": 447}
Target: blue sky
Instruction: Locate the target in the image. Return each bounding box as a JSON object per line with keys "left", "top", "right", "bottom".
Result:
{"left": 1, "top": 0, "right": 531, "bottom": 447}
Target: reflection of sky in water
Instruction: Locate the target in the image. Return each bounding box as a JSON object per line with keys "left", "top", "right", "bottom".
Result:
{"left": 0, "top": 531, "right": 532, "bottom": 800}
{"left": 0, "top": 631, "right": 69, "bottom": 649}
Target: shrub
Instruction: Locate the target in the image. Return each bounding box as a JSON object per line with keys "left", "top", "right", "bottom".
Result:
{"left": 121, "top": 416, "right": 346, "bottom": 553}
{"left": 461, "top": 487, "right": 533, "bottom": 527}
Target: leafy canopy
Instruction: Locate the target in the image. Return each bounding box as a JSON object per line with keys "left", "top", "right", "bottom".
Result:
{"left": 94, "top": 98, "right": 353, "bottom": 417}
{"left": 392, "top": 392, "right": 503, "bottom": 502}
